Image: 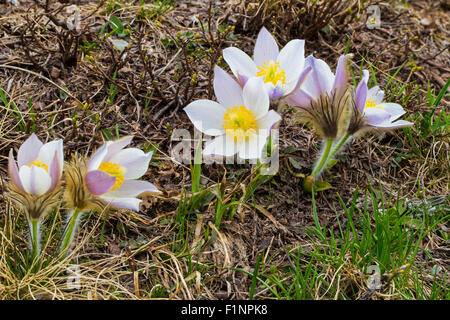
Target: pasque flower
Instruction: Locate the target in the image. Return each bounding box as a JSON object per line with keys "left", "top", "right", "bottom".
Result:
{"left": 7, "top": 134, "right": 64, "bottom": 259}
{"left": 84, "top": 136, "right": 159, "bottom": 211}
{"left": 286, "top": 54, "right": 352, "bottom": 139}
{"left": 348, "top": 69, "right": 413, "bottom": 135}
{"left": 184, "top": 66, "right": 281, "bottom": 160}
{"left": 285, "top": 54, "right": 352, "bottom": 182}
{"left": 61, "top": 136, "right": 159, "bottom": 255}
{"left": 223, "top": 27, "right": 310, "bottom": 99}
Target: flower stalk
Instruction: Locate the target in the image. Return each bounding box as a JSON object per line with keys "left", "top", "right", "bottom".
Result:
{"left": 29, "top": 219, "right": 41, "bottom": 261}
{"left": 311, "top": 138, "right": 334, "bottom": 178}
{"left": 330, "top": 132, "right": 352, "bottom": 160}
{"left": 60, "top": 208, "right": 83, "bottom": 256}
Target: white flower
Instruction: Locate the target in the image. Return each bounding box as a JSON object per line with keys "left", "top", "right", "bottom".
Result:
{"left": 84, "top": 136, "right": 159, "bottom": 211}
{"left": 8, "top": 134, "right": 63, "bottom": 196}
{"left": 223, "top": 27, "right": 309, "bottom": 99}
{"left": 184, "top": 66, "right": 281, "bottom": 160}
{"left": 350, "top": 70, "right": 413, "bottom": 132}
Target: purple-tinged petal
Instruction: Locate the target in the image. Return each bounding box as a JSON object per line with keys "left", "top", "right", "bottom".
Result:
{"left": 100, "top": 196, "right": 142, "bottom": 212}
{"left": 38, "top": 139, "right": 64, "bottom": 175}
{"left": 48, "top": 152, "right": 61, "bottom": 193}
{"left": 254, "top": 27, "right": 279, "bottom": 66}
{"left": 87, "top": 141, "right": 111, "bottom": 171}
{"left": 8, "top": 149, "right": 25, "bottom": 192}
{"left": 213, "top": 66, "right": 244, "bottom": 108}
{"left": 85, "top": 170, "right": 116, "bottom": 195}
{"left": 19, "top": 165, "right": 51, "bottom": 195}
{"left": 285, "top": 88, "right": 314, "bottom": 108}
{"left": 17, "top": 134, "right": 43, "bottom": 168}
{"left": 269, "top": 86, "right": 284, "bottom": 99}
{"left": 257, "top": 110, "right": 281, "bottom": 134}
{"left": 284, "top": 65, "right": 312, "bottom": 98}
{"left": 331, "top": 54, "right": 352, "bottom": 101}
{"left": 106, "top": 180, "right": 160, "bottom": 198}
{"left": 238, "top": 74, "right": 248, "bottom": 86}
{"left": 103, "top": 136, "right": 133, "bottom": 162}
{"left": 367, "top": 86, "right": 384, "bottom": 104}
{"left": 304, "top": 55, "right": 334, "bottom": 99}
{"left": 355, "top": 70, "right": 369, "bottom": 112}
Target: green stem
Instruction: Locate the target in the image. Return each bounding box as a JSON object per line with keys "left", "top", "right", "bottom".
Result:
{"left": 60, "top": 209, "right": 82, "bottom": 257}
{"left": 330, "top": 132, "right": 352, "bottom": 159}
{"left": 312, "top": 138, "right": 334, "bottom": 178}
{"left": 30, "top": 220, "right": 40, "bottom": 261}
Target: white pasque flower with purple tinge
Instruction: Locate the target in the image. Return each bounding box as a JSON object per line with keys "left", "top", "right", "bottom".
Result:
{"left": 84, "top": 136, "right": 159, "bottom": 211}
{"left": 223, "top": 27, "right": 310, "bottom": 99}
{"left": 184, "top": 66, "right": 281, "bottom": 160}
{"left": 353, "top": 70, "right": 413, "bottom": 131}
{"left": 8, "top": 133, "right": 63, "bottom": 196}
{"left": 286, "top": 54, "right": 352, "bottom": 109}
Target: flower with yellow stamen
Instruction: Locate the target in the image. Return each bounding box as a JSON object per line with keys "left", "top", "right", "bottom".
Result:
{"left": 223, "top": 27, "right": 310, "bottom": 99}
{"left": 347, "top": 69, "right": 413, "bottom": 135}
{"left": 184, "top": 66, "right": 281, "bottom": 160}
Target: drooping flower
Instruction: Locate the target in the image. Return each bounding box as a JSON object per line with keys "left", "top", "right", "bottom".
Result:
{"left": 286, "top": 54, "right": 353, "bottom": 139}
{"left": 347, "top": 70, "right": 413, "bottom": 135}
{"left": 82, "top": 136, "right": 159, "bottom": 212}
{"left": 7, "top": 134, "right": 64, "bottom": 259}
{"left": 223, "top": 27, "right": 310, "bottom": 99}
{"left": 184, "top": 66, "right": 281, "bottom": 160}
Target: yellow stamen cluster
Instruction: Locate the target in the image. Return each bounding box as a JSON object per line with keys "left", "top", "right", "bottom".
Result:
{"left": 223, "top": 105, "right": 257, "bottom": 141}
{"left": 28, "top": 159, "right": 48, "bottom": 172}
{"left": 98, "top": 162, "right": 126, "bottom": 191}
{"left": 256, "top": 61, "right": 286, "bottom": 86}
{"left": 364, "top": 98, "right": 382, "bottom": 109}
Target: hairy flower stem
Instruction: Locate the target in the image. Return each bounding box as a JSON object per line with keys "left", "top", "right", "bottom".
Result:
{"left": 60, "top": 208, "right": 83, "bottom": 257}
{"left": 330, "top": 132, "right": 352, "bottom": 159}
{"left": 29, "top": 220, "right": 40, "bottom": 261}
{"left": 312, "top": 138, "right": 334, "bottom": 178}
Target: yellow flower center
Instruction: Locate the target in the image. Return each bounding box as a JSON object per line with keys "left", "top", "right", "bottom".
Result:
{"left": 28, "top": 158, "right": 48, "bottom": 172}
{"left": 223, "top": 105, "right": 257, "bottom": 141}
{"left": 98, "top": 162, "right": 126, "bottom": 191}
{"left": 364, "top": 98, "right": 382, "bottom": 109}
{"left": 256, "top": 61, "right": 286, "bottom": 86}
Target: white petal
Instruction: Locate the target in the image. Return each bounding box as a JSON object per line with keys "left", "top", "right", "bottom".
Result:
{"left": 237, "top": 133, "right": 268, "bottom": 160}
{"left": 223, "top": 47, "right": 257, "bottom": 80}
{"left": 38, "top": 139, "right": 64, "bottom": 174}
{"left": 184, "top": 100, "right": 226, "bottom": 136}
{"left": 19, "top": 165, "right": 51, "bottom": 195}
{"left": 243, "top": 77, "right": 269, "bottom": 119}
{"left": 373, "top": 120, "right": 413, "bottom": 129}
{"left": 364, "top": 108, "right": 391, "bottom": 125}
{"left": 367, "top": 86, "right": 385, "bottom": 104}
{"left": 109, "top": 148, "right": 152, "bottom": 179}
{"left": 257, "top": 110, "right": 281, "bottom": 132}
{"left": 277, "top": 39, "right": 305, "bottom": 90}
{"left": 17, "top": 134, "right": 43, "bottom": 167}
{"left": 377, "top": 103, "right": 406, "bottom": 120}
{"left": 88, "top": 141, "right": 112, "bottom": 171}
{"left": 302, "top": 55, "right": 334, "bottom": 99}
{"left": 103, "top": 136, "right": 133, "bottom": 162}
{"left": 100, "top": 196, "right": 142, "bottom": 212}
{"left": 213, "top": 66, "right": 244, "bottom": 108}
{"left": 106, "top": 180, "right": 160, "bottom": 198}
{"left": 203, "top": 135, "right": 238, "bottom": 157}
{"left": 254, "top": 27, "right": 279, "bottom": 66}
